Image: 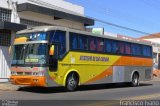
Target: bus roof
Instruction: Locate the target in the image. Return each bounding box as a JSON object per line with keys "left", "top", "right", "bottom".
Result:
{"left": 17, "top": 26, "right": 152, "bottom": 46}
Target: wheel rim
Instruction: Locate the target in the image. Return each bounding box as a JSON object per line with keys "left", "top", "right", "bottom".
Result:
{"left": 132, "top": 74, "right": 139, "bottom": 86}
{"left": 68, "top": 73, "right": 77, "bottom": 89}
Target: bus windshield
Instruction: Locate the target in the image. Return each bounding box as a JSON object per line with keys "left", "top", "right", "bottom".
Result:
{"left": 16, "top": 32, "right": 47, "bottom": 41}
{"left": 12, "top": 43, "right": 47, "bottom": 66}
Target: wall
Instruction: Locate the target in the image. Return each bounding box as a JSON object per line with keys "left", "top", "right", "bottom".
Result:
{"left": 0, "top": 0, "right": 11, "bottom": 9}
{"left": 0, "top": 46, "right": 11, "bottom": 82}
{"left": 143, "top": 38, "right": 160, "bottom": 70}
{"left": 144, "top": 38, "right": 160, "bottom": 44}
{"left": 14, "top": 0, "right": 84, "bottom": 16}
{"left": 0, "top": 30, "right": 15, "bottom": 82}
{"left": 0, "top": 0, "right": 86, "bottom": 82}
{"left": 19, "top": 11, "right": 85, "bottom": 30}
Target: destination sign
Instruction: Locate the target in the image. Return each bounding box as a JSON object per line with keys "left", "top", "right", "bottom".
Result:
{"left": 80, "top": 56, "right": 109, "bottom": 62}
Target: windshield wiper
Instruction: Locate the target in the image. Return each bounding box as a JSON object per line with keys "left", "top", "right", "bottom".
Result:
{"left": 26, "top": 44, "right": 35, "bottom": 67}
{"left": 16, "top": 45, "right": 26, "bottom": 66}
{"left": 22, "top": 44, "right": 28, "bottom": 65}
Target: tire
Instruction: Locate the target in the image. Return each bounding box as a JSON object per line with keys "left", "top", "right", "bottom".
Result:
{"left": 131, "top": 73, "right": 139, "bottom": 87}
{"left": 65, "top": 73, "right": 79, "bottom": 91}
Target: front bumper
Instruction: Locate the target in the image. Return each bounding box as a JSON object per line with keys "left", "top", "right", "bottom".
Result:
{"left": 10, "top": 76, "right": 46, "bottom": 87}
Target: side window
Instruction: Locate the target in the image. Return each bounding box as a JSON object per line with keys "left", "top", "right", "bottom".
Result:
{"left": 70, "top": 33, "right": 78, "bottom": 50}
{"left": 112, "top": 40, "right": 118, "bottom": 53}
{"left": 136, "top": 45, "right": 142, "bottom": 56}
{"left": 105, "top": 39, "right": 112, "bottom": 53}
{"left": 37, "top": 32, "right": 47, "bottom": 40}
{"left": 78, "top": 35, "right": 88, "bottom": 50}
{"left": 149, "top": 46, "right": 152, "bottom": 57}
{"left": 118, "top": 42, "right": 125, "bottom": 54}
{"left": 131, "top": 44, "right": 142, "bottom": 56}
{"left": 131, "top": 44, "right": 136, "bottom": 55}
{"left": 148, "top": 46, "right": 152, "bottom": 57}
{"left": 59, "top": 33, "right": 66, "bottom": 57}
{"left": 50, "top": 31, "right": 66, "bottom": 58}
{"left": 96, "top": 38, "right": 104, "bottom": 52}
{"left": 89, "top": 37, "right": 96, "bottom": 51}
{"left": 143, "top": 46, "right": 152, "bottom": 57}
{"left": 125, "top": 43, "right": 131, "bottom": 55}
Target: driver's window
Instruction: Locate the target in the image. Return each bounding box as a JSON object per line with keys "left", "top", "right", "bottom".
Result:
{"left": 50, "top": 31, "right": 66, "bottom": 58}
{"left": 49, "top": 44, "right": 58, "bottom": 72}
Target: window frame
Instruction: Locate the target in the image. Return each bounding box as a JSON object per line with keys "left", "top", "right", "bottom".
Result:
{"left": 69, "top": 32, "right": 152, "bottom": 58}
{"left": 0, "top": 30, "right": 11, "bottom": 46}
{"left": 78, "top": 34, "right": 88, "bottom": 51}
{"left": 0, "top": 8, "right": 11, "bottom": 22}
{"left": 96, "top": 37, "right": 104, "bottom": 52}
{"left": 49, "top": 30, "right": 67, "bottom": 59}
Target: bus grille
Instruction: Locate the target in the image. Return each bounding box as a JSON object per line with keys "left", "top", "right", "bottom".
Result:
{"left": 17, "top": 78, "right": 32, "bottom": 84}
{"left": 17, "top": 72, "right": 32, "bottom": 76}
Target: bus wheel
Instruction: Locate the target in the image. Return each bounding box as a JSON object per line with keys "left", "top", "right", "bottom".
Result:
{"left": 131, "top": 72, "right": 139, "bottom": 87}
{"left": 65, "top": 72, "right": 79, "bottom": 91}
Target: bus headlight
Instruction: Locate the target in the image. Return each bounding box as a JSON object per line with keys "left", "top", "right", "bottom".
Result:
{"left": 32, "top": 72, "right": 44, "bottom": 76}
{"left": 11, "top": 71, "right": 17, "bottom": 75}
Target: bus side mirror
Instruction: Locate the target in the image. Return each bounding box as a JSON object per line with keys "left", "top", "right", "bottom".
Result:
{"left": 9, "top": 45, "right": 12, "bottom": 55}
{"left": 49, "top": 45, "right": 54, "bottom": 56}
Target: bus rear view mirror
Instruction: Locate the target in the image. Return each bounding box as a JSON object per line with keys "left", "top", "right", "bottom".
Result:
{"left": 49, "top": 45, "right": 54, "bottom": 56}
{"left": 9, "top": 45, "right": 12, "bottom": 55}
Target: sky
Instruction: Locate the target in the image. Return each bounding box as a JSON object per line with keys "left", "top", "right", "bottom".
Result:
{"left": 65, "top": 0, "right": 160, "bottom": 38}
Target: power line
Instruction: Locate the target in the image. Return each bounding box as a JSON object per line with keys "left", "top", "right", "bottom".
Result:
{"left": 74, "top": 0, "right": 153, "bottom": 35}
{"left": 88, "top": 16, "right": 151, "bottom": 35}
{"left": 140, "top": 0, "right": 160, "bottom": 10}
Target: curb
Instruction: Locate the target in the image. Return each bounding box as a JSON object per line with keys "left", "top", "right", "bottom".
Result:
{"left": 141, "top": 77, "right": 160, "bottom": 83}
{"left": 0, "top": 83, "right": 19, "bottom": 91}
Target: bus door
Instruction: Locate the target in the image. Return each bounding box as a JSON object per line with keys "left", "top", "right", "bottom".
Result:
{"left": 49, "top": 44, "right": 59, "bottom": 72}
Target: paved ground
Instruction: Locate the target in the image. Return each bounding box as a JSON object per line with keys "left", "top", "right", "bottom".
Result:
{"left": 0, "top": 78, "right": 160, "bottom": 106}
{"left": 0, "top": 82, "right": 19, "bottom": 91}
{"left": 0, "top": 77, "right": 159, "bottom": 91}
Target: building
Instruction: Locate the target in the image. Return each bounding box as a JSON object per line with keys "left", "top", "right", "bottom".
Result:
{"left": 0, "top": 0, "right": 94, "bottom": 82}
{"left": 139, "top": 33, "right": 160, "bottom": 70}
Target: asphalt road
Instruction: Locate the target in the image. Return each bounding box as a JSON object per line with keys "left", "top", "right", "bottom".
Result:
{"left": 0, "top": 80, "right": 160, "bottom": 106}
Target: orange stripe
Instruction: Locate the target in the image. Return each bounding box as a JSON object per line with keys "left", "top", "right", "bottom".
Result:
{"left": 114, "top": 56, "right": 152, "bottom": 66}
{"left": 85, "top": 56, "right": 152, "bottom": 84}
{"left": 10, "top": 76, "right": 46, "bottom": 86}
{"left": 85, "top": 66, "right": 113, "bottom": 83}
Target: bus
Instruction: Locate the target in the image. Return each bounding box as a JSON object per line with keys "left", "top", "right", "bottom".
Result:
{"left": 10, "top": 26, "right": 153, "bottom": 91}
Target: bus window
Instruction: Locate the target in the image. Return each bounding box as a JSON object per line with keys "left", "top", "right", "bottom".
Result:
{"left": 97, "top": 38, "right": 104, "bottom": 52}
{"left": 70, "top": 33, "right": 78, "bottom": 50}
{"left": 132, "top": 44, "right": 142, "bottom": 56}
{"left": 148, "top": 46, "right": 152, "bottom": 57}
{"left": 132, "top": 44, "right": 136, "bottom": 55}
{"left": 89, "top": 37, "right": 96, "bottom": 51}
{"left": 143, "top": 46, "right": 152, "bottom": 57}
{"left": 50, "top": 31, "right": 66, "bottom": 58}
{"left": 112, "top": 41, "right": 118, "bottom": 53}
{"left": 125, "top": 43, "right": 131, "bottom": 55}
{"left": 105, "top": 40, "right": 112, "bottom": 53}
{"left": 78, "top": 35, "right": 88, "bottom": 50}
{"left": 118, "top": 42, "right": 125, "bottom": 54}
{"left": 38, "top": 44, "right": 47, "bottom": 55}
{"left": 37, "top": 32, "right": 46, "bottom": 40}
{"left": 27, "top": 32, "right": 47, "bottom": 41}
{"left": 137, "top": 45, "right": 142, "bottom": 56}
{"left": 59, "top": 35, "right": 66, "bottom": 57}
